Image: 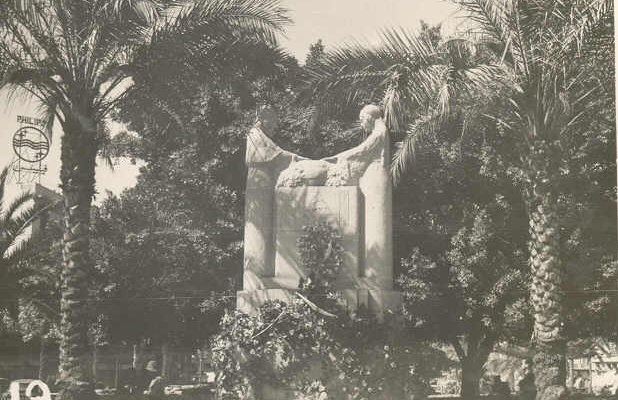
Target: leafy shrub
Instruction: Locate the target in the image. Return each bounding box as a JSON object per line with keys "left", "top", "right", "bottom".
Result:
{"left": 211, "top": 299, "right": 449, "bottom": 399}
{"left": 210, "top": 223, "right": 450, "bottom": 399}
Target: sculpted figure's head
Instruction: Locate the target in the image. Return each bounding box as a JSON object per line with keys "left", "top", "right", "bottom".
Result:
{"left": 359, "top": 104, "right": 383, "bottom": 134}
{"left": 256, "top": 105, "right": 279, "bottom": 135}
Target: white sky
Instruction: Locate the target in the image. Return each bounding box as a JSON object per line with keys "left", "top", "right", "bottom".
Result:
{"left": 0, "top": 0, "right": 458, "bottom": 203}
{"left": 281, "top": 0, "right": 458, "bottom": 59}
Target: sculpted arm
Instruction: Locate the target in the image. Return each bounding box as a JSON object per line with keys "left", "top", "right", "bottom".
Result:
{"left": 247, "top": 107, "right": 304, "bottom": 166}
{"left": 322, "top": 105, "right": 387, "bottom": 165}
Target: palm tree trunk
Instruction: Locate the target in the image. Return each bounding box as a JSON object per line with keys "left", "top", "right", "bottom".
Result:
{"left": 57, "top": 113, "right": 97, "bottom": 400}
{"left": 39, "top": 336, "right": 57, "bottom": 382}
{"left": 528, "top": 163, "right": 566, "bottom": 400}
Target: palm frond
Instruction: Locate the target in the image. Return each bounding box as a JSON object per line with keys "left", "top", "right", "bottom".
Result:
{"left": 0, "top": 1, "right": 70, "bottom": 80}
{"left": 1, "top": 207, "right": 39, "bottom": 255}
{"left": 0, "top": 191, "right": 54, "bottom": 260}
{"left": 2, "top": 236, "right": 34, "bottom": 270}
{"left": 104, "top": 0, "right": 163, "bottom": 24}
{"left": 0, "top": 191, "right": 34, "bottom": 229}
{"left": 2, "top": 67, "right": 44, "bottom": 87}
{"left": 1, "top": 63, "right": 68, "bottom": 110}
{"left": 456, "top": 0, "right": 513, "bottom": 44}
{"left": 301, "top": 28, "right": 439, "bottom": 124}
{"left": 559, "top": 0, "right": 613, "bottom": 58}
{"left": 300, "top": 45, "right": 388, "bottom": 119}
{"left": 33, "top": 97, "right": 57, "bottom": 141}
{"left": 158, "top": 0, "right": 290, "bottom": 46}
{"left": 382, "top": 81, "right": 406, "bottom": 134}
{"left": 391, "top": 110, "right": 446, "bottom": 183}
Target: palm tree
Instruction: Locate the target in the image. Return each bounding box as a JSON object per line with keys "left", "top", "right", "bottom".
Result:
{"left": 301, "top": 2, "right": 612, "bottom": 399}
{"left": 0, "top": 1, "right": 289, "bottom": 398}
{"left": 0, "top": 166, "right": 40, "bottom": 315}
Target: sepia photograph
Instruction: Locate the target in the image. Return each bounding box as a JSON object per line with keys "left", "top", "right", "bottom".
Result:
{"left": 0, "top": 0, "right": 615, "bottom": 399}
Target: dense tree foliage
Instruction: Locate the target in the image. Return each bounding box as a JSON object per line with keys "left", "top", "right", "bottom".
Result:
{"left": 91, "top": 193, "right": 236, "bottom": 349}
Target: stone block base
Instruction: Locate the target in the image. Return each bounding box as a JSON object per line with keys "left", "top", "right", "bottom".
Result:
{"left": 237, "top": 288, "right": 401, "bottom": 320}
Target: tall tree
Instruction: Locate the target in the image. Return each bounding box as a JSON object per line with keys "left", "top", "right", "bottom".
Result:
{"left": 450, "top": 5, "right": 613, "bottom": 398}
{"left": 302, "top": 3, "right": 613, "bottom": 398}
{"left": 0, "top": 1, "right": 289, "bottom": 398}
{"left": 305, "top": 39, "right": 325, "bottom": 67}
{"left": 394, "top": 98, "right": 530, "bottom": 399}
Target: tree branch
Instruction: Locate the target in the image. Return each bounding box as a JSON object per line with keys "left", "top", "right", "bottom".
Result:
{"left": 451, "top": 336, "right": 467, "bottom": 361}
{"left": 295, "top": 292, "right": 337, "bottom": 318}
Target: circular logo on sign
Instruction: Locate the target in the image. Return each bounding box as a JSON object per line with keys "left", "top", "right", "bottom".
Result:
{"left": 12, "top": 126, "right": 50, "bottom": 163}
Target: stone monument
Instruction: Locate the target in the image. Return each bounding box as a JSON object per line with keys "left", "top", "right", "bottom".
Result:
{"left": 237, "top": 105, "right": 401, "bottom": 318}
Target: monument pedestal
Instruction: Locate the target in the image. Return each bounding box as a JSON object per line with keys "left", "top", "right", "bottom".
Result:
{"left": 237, "top": 288, "right": 401, "bottom": 318}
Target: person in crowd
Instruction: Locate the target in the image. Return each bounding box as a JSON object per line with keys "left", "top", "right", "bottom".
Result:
{"left": 144, "top": 360, "right": 166, "bottom": 399}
